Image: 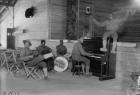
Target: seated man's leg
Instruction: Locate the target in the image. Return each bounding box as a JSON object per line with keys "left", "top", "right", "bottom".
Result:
{"left": 16, "top": 59, "right": 24, "bottom": 69}
{"left": 26, "top": 55, "right": 48, "bottom": 79}
{"left": 44, "top": 57, "right": 54, "bottom": 71}
{"left": 29, "top": 55, "right": 44, "bottom": 65}
{"left": 111, "top": 32, "right": 118, "bottom": 53}
{"left": 101, "top": 32, "right": 110, "bottom": 51}
{"left": 38, "top": 61, "right": 48, "bottom": 79}
{"left": 79, "top": 56, "right": 90, "bottom": 74}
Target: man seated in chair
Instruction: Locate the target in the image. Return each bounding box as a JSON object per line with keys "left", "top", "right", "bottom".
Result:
{"left": 71, "top": 36, "right": 92, "bottom": 75}
{"left": 20, "top": 40, "right": 49, "bottom": 79}
{"left": 37, "top": 40, "right": 52, "bottom": 55}
{"left": 56, "top": 40, "right": 67, "bottom": 56}
{"left": 36, "top": 40, "right": 54, "bottom": 71}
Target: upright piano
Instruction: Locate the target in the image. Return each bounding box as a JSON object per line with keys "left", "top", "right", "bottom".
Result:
{"left": 82, "top": 37, "right": 116, "bottom": 80}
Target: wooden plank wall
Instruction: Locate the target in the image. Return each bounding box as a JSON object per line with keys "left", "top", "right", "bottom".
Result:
{"left": 66, "top": 0, "right": 115, "bottom": 39}
{"left": 50, "top": 0, "right": 140, "bottom": 42}
{"left": 66, "top": 0, "right": 95, "bottom": 39}
{"left": 78, "top": 0, "right": 93, "bottom": 35}
{"left": 50, "top": 0, "right": 67, "bottom": 39}
{"left": 118, "top": 11, "right": 140, "bottom": 42}
{"left": 92, "top": 0, "right": 140, "bottom": 42}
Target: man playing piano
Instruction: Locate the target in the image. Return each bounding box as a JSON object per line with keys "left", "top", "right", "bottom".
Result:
{"left": 72, "top": 36, "right": 92, "bottom": 75}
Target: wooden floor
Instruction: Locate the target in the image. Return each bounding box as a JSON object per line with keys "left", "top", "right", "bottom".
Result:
{"left": 1, "top": 70, "right": 125, "bottom": 95}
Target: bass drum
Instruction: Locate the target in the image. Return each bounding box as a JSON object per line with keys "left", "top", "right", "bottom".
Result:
{"left": 54, "top": 56, "right": 68, "bottom": 72}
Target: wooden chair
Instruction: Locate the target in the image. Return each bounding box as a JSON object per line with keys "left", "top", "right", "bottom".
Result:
{"left": 3, "top": 49, "right": 41, "bottom": 79}
{"left": 22, "top": 61, "right": 42, "bottom": 79}
{"left": 14, "top": 49, "right": 43, "bottom": 79}
{"left": 0, "top": 50, "right": 20, "bottom": 78}
{"left": 71, "top": 59, "right": 86, "bottom": 76}
{"left": 8, "top": 50, "right": 26, "bottom": 75}
{"left": 0, "top": 52, "right": 9, "bottom": 71}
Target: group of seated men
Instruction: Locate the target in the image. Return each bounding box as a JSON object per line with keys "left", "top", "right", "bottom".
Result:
{"left": 19, "top": 39, "right": 67, "bottom": 79}
{"left": 19, "top": 37, "right": 93, "bottom": 79}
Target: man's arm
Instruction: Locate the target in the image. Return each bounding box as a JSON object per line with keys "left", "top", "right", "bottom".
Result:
{"left": 47, "top": 46, "right": 52, "bottom": 52}
{"left": 92, "top": 17, "right": 106, "bottom": 27}
{"left": 63, "top": 46, "right": 67, "bottom": 55}
{"left": 56, "top": 45, "right": 59, "bottom": 50}
{"left": 20, "top": 49, "right": 33, "bottom": 61}
{"left": 78, "top": 43, "right": 92, "bottom": 57}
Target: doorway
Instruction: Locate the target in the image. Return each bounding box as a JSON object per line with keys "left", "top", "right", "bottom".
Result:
{"left": 7, "top": 28, "right": 15, "bottom": 49}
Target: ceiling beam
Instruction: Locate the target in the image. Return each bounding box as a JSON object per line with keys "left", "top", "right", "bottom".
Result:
{"left": 0, "top": 6, "right": 5, "bottom": 13}
{"left": 0, "top": 2, "right": 14, "bottom": 6}
{"left": 0, "top": 0, "right": 17, "bottom": 6}
{"left": 13, "top": 0, "right": 17, "bottom": 5}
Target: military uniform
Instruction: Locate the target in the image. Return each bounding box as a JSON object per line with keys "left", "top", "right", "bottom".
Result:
{"left": 71, "top": 42, "right": 90, "bottom": 66}
{"left": 56, "top": 45, "right": 67, "bottom": 56}
{"left": 37, "top": 45, "right": 52, "bottom": 55}
{"left": 36, "top": 45, "right": 54, "bottom": 71}
{"left": 20, "top": 47, "right": 46, "bottom": 67}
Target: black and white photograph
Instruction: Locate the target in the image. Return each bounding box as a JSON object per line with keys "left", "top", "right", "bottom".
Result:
{"left": 0, "top": 0, "right": 140, "bottom": 95}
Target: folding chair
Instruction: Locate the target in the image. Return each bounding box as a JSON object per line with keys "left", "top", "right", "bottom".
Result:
{"left": 9, "top": 50, "right": 23, "bottom": 74}
{"left": 71, "top": 59, "right": 85, "bottom": 76}
{"left": 23, "top": 53, "right": 53, "bottom": 80}
{"left": 22, "top": 62, "right": 42, "bottom": 79}
{"left": 0, "top": 52, "right": 9, "bottom": 71}
{"left": 0, "top": 50, "right": 22, "bottom": 78}
{"left": 7, "top": 49, "right": 40, "bottom": 79}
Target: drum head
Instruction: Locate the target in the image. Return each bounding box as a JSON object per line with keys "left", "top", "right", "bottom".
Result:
{"left": 54, "top": 56, "right": 68, "bottom": 72}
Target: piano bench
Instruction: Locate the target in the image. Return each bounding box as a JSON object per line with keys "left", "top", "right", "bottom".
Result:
{"left": 71, "top": 60, "right": 85, "bottom": 76}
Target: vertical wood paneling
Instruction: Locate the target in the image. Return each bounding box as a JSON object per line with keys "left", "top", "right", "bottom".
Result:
{"left": 118, "top": 11, "right": 140, "bottom": 42}
{"left": 58, "top": 0, "right": 140, "bottom": 41}
{"left": 50, "top": 0, "right": 66, "bottom": 39}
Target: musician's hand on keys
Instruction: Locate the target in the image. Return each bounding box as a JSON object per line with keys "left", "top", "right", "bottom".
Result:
{"left": 89, "top": 53, "right": 102, "bottom": 59}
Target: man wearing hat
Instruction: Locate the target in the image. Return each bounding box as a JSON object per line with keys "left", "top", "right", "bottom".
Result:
{"left": 20, "top": 40, "right": 48, "bottom": 79}
{"left": 71, "top": 36, "right": 92, "bottom": 75}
